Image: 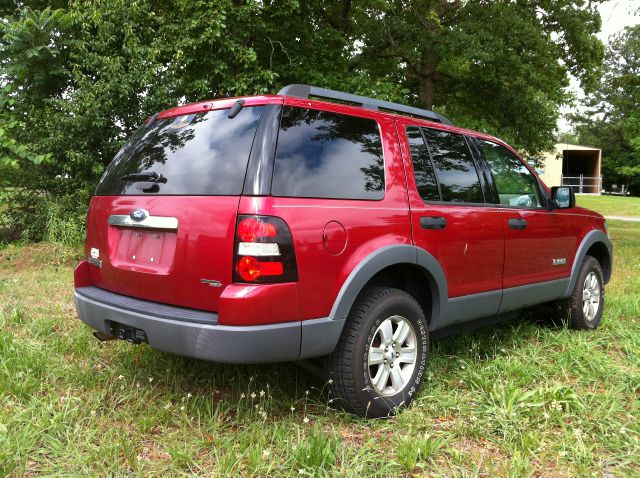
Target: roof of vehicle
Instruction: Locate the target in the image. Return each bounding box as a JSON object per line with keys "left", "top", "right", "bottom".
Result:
{"left": 150, "top": 87, "right": 550, "bottom": 194}
{"left": 153, "top": 85, "right": 515, "bottom": 157}
{"left": 155, "top": 93, "right": 500, "bottom": 139}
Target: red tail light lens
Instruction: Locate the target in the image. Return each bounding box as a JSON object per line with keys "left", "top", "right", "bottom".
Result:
{"left": 236, "top": 256, "right": 284, "bottom": 282}
{"left": 233, "top": 215, "right": 298, "bottom": 284}
{"left": 237, "top": 218, "right": 277, "bottom": 242}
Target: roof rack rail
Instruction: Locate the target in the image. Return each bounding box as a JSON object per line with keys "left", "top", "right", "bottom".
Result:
{"left": 277, "top": 84, "right": 452, "bottom": 125}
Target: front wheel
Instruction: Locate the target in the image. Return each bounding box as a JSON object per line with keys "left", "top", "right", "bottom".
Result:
{"left": 327, "top": 287, "right": 429, "bottom": 418}
{"left": 568, "top": 255, "right": 605, "bottom": 330}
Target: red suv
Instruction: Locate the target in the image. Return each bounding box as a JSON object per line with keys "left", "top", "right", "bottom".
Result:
{"left": 74, "top": 84, "right": 612, "bottom": 417}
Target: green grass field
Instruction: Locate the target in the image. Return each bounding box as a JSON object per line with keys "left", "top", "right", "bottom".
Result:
{"left": 1, "top": 198, "right": 639, "bottom": 477}
{"left": 577, "top": 195, "right": 640, "bottom": 218}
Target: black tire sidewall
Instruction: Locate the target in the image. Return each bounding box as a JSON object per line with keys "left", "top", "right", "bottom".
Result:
{"left": 353, "top": 291, "right": 429, "bottom": 417}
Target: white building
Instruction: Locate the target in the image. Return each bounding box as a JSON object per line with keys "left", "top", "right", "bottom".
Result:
{"left": 537, "top": 143, "right": 602, "bottom": 194}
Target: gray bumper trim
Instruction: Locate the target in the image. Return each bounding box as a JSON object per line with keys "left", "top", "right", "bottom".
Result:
{"left": 76, "top": 286, "right": 218, "bottom": 324}
{"left": 75, "top": 290, "right": 343, "bottom": 363}
{"left": 75, "top": 291, "right": 304, "bottom": 364}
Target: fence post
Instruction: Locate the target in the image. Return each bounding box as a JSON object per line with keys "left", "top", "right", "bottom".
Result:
{"left": 579, "top": 174, "right": 583, "bottom": 194}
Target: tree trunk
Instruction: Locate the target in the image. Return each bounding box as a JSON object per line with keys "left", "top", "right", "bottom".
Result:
{"left": 418, "top": 73, "right": 435, "bottom": 110}
{"left": 418, "top": 51, "right": 438, "bottom": 109}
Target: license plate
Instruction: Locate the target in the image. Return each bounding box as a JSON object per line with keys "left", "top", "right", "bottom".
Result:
{"left": 110, "top": 228, "right": 177, "bottom": 274}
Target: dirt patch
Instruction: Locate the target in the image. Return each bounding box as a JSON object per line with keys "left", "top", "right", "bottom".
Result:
{"left": 0, "top": 243, "right": 83, "bottom": 272}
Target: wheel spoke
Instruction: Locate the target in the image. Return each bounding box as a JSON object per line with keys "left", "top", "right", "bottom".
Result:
{"left": 378, "top": 320, "right": 393, "bottom": 344}
{"left": 393, "top": 320, "right": 411, "bottom": 344}
{"left": 583, "top": 289, "right": 590, "bottom": 302}
{"left": 591, "top": 274, "right": 598, "bottom": 290}
{"left": 390, "top": 367, "right": 404, "bottom": 391}
{"left": 589, "top": 301, "right": 595, "bottom": 320}
{"left": 368, "top": 346, "right": 385, "bottom": 366}
{"left": 398, "top": 346, "right": 416, "bottom": 364}
{"left": 583, "top": 300, "right": 590, "bottom": 316}
{"left": 373, "top": 366, "right": 390, "bottom": 391}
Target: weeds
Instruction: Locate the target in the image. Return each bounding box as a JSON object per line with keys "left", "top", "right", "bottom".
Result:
{"left": 0, "top": 210, "right": 638, "bottom": 476}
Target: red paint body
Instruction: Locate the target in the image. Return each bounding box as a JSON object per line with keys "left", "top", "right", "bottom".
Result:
{"left": 80, "top": 94, "right": 607, "bottom": 326}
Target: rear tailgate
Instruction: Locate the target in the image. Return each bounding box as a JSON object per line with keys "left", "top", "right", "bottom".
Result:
{"left": 83, "top": 102, "right": 271, "bottom": 312}
{"left": 85, "top": 195, "right": 238, "bottom": 311}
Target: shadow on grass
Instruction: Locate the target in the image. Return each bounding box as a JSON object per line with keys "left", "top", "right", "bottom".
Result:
{"left": 101, "top": 308, "right": 564, "bottom": 416}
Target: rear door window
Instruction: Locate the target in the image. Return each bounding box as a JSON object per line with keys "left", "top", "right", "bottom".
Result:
{"left": 271, "top": 107, "right": 385, "bottom": 200}
{"left": 422, "top": 128, "right": 484, "bottom": 203}
{"left": 95, "top": 106, "right": 264, "bottom": 195}
{"left": 405, "top": 126, "right": 440, "bottom": 201}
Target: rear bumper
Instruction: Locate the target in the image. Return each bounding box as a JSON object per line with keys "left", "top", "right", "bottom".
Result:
{"left": 74, "top": 287, "right": 343, "bottom": 364}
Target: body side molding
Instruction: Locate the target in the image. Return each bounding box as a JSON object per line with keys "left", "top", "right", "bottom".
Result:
{"left": 500, "top": 278, "right": 568, "bottom": 313}
{"left": 563, "top": 229, "right": 612, "bottom": 297}
{"left": 437, "top": 289, "right": 501, "bottom": 330}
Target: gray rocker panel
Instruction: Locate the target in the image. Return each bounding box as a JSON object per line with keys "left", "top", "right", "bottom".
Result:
{"left": 500, "top": 278, "right": 568, "bottom": 314}
{"left": 437, "top": 289, "right": 502, "bottom": 329}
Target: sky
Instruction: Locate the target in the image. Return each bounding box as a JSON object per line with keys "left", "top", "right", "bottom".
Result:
{"left": 598, "top": 0, "right": 639, "bottom": 41}
{"left": 558, "top": 0, "right": 640, "bottom": 132}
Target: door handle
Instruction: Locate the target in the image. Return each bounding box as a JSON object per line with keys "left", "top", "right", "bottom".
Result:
{"left": 420, "top": 216, "right": 447, "bottom": 229}
{"left": 508, "top": 218, "right": 527, "bottom": 229}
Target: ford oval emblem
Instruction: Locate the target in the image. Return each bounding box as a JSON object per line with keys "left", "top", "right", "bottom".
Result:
{"left": 130, "top": 208, "right": 149, "bottom": 222}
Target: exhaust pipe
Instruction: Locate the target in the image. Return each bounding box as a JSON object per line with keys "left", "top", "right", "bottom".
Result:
{"left": 93, "top": 331, "right": 116, "bottom": 342}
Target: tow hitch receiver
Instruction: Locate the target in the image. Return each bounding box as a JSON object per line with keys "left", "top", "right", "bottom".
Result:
{"left": 109, "top": 322, "right": 148, "bottom": 344}
{"left": 93, "top": 331, "right": 116, "bottom": 342}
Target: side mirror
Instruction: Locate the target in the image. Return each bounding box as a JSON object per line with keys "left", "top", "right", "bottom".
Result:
{"left": 551, "top": 186, "right": 575, "bottom": 209}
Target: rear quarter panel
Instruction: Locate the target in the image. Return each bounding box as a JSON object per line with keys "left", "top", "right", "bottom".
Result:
{"left": 240, "top": 101, "right": 411, "bottom": 321}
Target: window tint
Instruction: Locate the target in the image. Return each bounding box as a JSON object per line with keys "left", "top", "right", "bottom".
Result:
{"left": 271, "top": 107, "right": 384, "bottom": 200}
{"left": 405, "top": 127, "right": 440, "bottom": 201}
{"left": 478, "top": 140, "right": 542, "bottom": 208}
{"left": 95, "top": 106, "right": 264, "bottom": 195}
{"left": 422, "top": 128, "right": 484, "bottom": 203}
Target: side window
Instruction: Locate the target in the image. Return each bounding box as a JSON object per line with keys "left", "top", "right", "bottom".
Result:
{"left": 271, "top": 107, "right": 384, "bottom": 200}
{"left": 478, "top": 139, "right": 543, "bottom": 208}
{"left": 405, "top": 127, "right": 440, "bottom": 201}
{"left": 422, "top": 128, "right": 484, "bottom": 203}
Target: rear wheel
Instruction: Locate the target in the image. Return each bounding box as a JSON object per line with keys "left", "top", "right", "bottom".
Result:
{"left": 327, "top": 287, "right": 429, "bottom": 418}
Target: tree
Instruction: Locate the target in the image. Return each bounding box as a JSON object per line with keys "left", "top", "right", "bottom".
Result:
{"left": 351, "top": 0, "right": 604, "bottom": 154}
{"left": 0, "top": 0, "right": 606, "bottom": 240}
{"left": 573, "top": 25, "right": 640, "bottom": 193}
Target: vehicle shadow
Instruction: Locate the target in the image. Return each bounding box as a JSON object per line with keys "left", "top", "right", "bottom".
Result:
{"left": 114, "top": 309, "right": 562, "bottom": 416}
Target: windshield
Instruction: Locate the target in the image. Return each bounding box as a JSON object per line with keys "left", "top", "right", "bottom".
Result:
{"left": 95, "top": 106, "right": 265, "bottom": 195}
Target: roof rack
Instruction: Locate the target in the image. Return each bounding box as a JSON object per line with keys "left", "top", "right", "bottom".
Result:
{"left": 277, "top": 84, "right": 452, "bottom": 126}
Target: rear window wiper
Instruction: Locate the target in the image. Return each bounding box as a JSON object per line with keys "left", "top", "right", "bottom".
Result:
{"left": 120, "top": 172, "right": 167, "bottom": 183}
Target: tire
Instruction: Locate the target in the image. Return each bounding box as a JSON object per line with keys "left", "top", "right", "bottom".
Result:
{"left": 567, "top": 255, "right": 605, "bottom": 330}
{"left": 327, "top": 287, "right": 429, "bottom": 418}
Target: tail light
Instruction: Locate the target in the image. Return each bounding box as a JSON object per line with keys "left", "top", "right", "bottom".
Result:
{"left": 233, "top": 215, "right": 298, "bottom": 283}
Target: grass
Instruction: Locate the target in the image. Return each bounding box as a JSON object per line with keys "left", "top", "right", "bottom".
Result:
{"left": 1, "top": 199, "right": 639, "bottom": 476}
{"left": 577, "top": 195, "right": 640, "bottom": 218}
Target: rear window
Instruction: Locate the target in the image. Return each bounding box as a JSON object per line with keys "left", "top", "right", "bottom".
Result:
{"left": 271, "top": 107, "right": 384, "bottom": 200}
{"left": 95, "top": 106, "right": 264, "bottom": 195}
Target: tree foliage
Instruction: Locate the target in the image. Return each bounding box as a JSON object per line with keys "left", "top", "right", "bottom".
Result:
{"left": 355, "top": 0, "right": 603, "bottom": 153}
{"left": 573, "top": 25, "right": 640, "bottom": 193}
{"left": 0, "top": 0, "right": 605, "bottom": 240}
